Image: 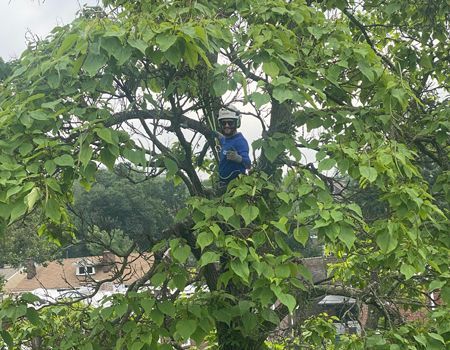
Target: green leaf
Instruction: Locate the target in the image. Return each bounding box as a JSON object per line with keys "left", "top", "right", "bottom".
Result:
{"left": 29, "top": 110, "right": 51, "bottom": 121}
{"left": 262, "top": 61, "right": 280, "bottom": 77}
{"left": 10, "top": 201, "right": 27, "bottom": 223}
{"left": 197, "top": 231, "right": 214, "bottom": 250}
{"left": 199, "top": 251, "right": 220, "bottom": 267}
{"left": 293, "top": 226, "right": 309, "bottom": 246}
{"left": 261, "top": 309, "right": 280, "bottom": 325}
{"left": 165, "top": 42, "right": 182, "bottom": 66}
{"left": 250, "top": 92, "right": 271, "bottom": 108}
{"left": 128, "top": 38, "right": 148, "bottom": 54}
{"left": 384, "top": 2, "right": 402, "bottom": 15}
{"left": 240, "top": 205, "right": 259, "bottom": 226}
{"left": 83, "top": 53, "right": 107, "bottom": 76}
{"left": 72, "top": 54, "right": 86, "bottom": 75}
{"left": 318, "top": 158, "right": 336, "bottom": 172}
{"left": 53, "top": 154, "right": 74, "bottom": 167}
{"left": 80, "top": 342, "right": 94, "bottom": 350}
{"left": 271, "top": 216, "right": 289, "bottom": 234}
{"left": 298, "top": 264, "right": 313, "bottom": 283}
{"left": 213, "top": 77, "right": 228, "bottom": 96}
{"left": 151, "top": 272, "right": 167, "bottom": 286}
{"left": 0, "top": 331, "right": 13, "bottom": 348}
{"left": 428, "top": 280, "right": 446, "bottom": 292}
{"left": 376, "top": 230, "right": 398, "bottom": 253}
{"left": 26, "top": 307, "right": 40, "bottom": 325}
{"left": 25, "top": 187, "right": 40, "bottom": 211}
{"left": 307, "top": 26, "right": 324, "bottom": 39}
{"left": 158, "top": 301, "right": 176, "bottom": 316}
{"left": 271, "top": 286, "right": 296, "bottom": 313}
{"left": 56, "top": 33, "right": 79, "bottom": 57}
{"left": 275, "top": 264, "right": 291, "bottom": 278}
{"left": 21, "top": 293, "right": 41, "bottom": 303}
{"left": 100, "top": 147, "right": 117, "bottom": 170}
{"left": 45, "top": 198, "right": 61, "bottom": 222}
{"left": 18, "top": 143, "right": 33, "bottom": 157}
{"left": 140, "top": 298, "right": 155, "bottom": 314}
{"left": 164, "top": 158, "right": 178, "bottom": 176}
{"left": 277, "top": 192, "right": 290, "bottom": 204}
{"left": 172, "top": 273, "right": 187, "bottom": 290}
{"left": 218, "top": 206, "right": 234, "bottom": 221}
{"left": 279, "top": 293, "right": 296, "bottom": 313}
{"left": 358, "top": 61, "right": 374, "bottom": 82}
{"left": 176, "top": 319, "right": 198, "bottom": 340}
{"left": 359, "top": 165, "right": 378, "bottom": 182}
{"left": 102, "top": 37, "right": 132, "bottom": 65}
{"left": 79, "top": 144, "right": 93, "bottom": 166}
{"left": 6, "top": 186, "right": 21, "bottom": 200}
{"left": 230, "top": 260, "right": 250, "bottom": 282}
{"left": 391, "top": 88, "right": 408, "bottom": 110}
{"left": 150, "top": 309, "right": 164, "bottom": 326}
{"left": 156, "top": 33, "right": 178, "bottom": 52}
{"left": 366, "top": 335, "right": 386, "bottom": 346}
{"left": 347, "top": 203, "right": 363, "bottom": 217}
{"left": 184, "top": 42, "right": 199, "bottom": 68}
{"left": 264, "top": 144, "right": 282, "bottom": 162}
{"left": 123, "top": 148, "right": 145, "bottom": 166}
{"left": 46, "top": 178, "right": 62, "bottom": 193}
{"left": 96, "top": 128, "right": 114, "bottom": 144}
{"left": 400, "top": 264, "right": 416, "bottom": 280}
{"left": 273, "top": 86, "right": 293, "bottom": 103}
{"left": 172, "top": 245, "right": 191, "bottom": 264}
{"left": 44, "top": 160, "right": 57, "bottom": 175}
{"left": 339, "top": 224, "right": 356, "bottom": 250}
{"left": 130, "top": 342, "right": 144, "bottom": 350}
{"left": 428, "top": 333, "right": 445, "bottom": 344}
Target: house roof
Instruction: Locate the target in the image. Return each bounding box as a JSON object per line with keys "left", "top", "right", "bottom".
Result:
{"left": 4, "top": 253, "right": 153, "bottom": 293}
{"left": 0, "top": 266, "right": 20, "bottom": 281}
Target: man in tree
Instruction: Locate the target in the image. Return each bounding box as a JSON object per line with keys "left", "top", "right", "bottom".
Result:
{"left": 216, "top": 108, "right": 251, "bottom": 190}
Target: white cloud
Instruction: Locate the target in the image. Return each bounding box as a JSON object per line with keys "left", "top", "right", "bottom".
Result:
{"left": 0, "top": 0, "right": 98, "bottom": 60}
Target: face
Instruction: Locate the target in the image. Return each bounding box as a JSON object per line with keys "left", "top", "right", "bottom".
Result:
{"left": 220, "top": 119, "right": 237, "bottom": 136}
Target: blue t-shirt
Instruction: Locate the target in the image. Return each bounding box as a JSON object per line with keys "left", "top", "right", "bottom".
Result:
{"left": 218, "top": 132, "right": 251, "bottom": 183}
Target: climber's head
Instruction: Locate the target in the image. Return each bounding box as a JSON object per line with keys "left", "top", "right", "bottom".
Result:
{"left": 218, "top": 108, "right": 240, "bottom": 137}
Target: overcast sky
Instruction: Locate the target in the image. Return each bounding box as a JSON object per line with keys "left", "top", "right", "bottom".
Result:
{"left": 0, "top": 0, "right": 98, "bottom": 60}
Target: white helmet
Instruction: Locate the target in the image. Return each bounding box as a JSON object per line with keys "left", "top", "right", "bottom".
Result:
{"left": 218, "top": 108, "right": 241, "bottom": 128}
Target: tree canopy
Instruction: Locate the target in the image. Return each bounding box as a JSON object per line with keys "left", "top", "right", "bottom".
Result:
{"left": 0, "top": 0, "right": 448, "bottom": 349}
{"left": 71, "top": 168, "right": 188, "bottom": 254}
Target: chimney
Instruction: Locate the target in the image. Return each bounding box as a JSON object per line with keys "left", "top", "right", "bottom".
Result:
{"left": 26, "top": 258, "right": 37, "bottom": 279}
{"left": 102, "top": 251, "right": 115, "bottom": 273}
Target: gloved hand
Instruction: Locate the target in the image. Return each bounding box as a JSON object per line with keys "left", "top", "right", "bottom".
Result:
{"left": 212, "top": 130, "right": 224, "bottom": 139}
{"left": 226, "top": 150, "right": 242, "bottom": 163}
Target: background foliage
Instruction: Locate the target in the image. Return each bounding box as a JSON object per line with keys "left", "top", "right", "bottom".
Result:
{"left": 0, "top": 0, "right": 448, "bottom": 349}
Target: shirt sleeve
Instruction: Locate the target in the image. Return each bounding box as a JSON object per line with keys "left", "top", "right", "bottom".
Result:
{"left": 237, "top": 137, "right": 251, "bottom": 169}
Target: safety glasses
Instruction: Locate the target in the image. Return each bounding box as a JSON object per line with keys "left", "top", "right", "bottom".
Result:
{"left": 220, "top": 120, "right": 236, "bottom": 127}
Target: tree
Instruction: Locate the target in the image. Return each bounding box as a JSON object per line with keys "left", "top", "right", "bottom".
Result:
{"left": 0, "top": 0, "right": 448, "bottom": 349}
{"left": 0, "top": 211, "right": 59, "bottom": 267}
{"left": 71, "top": 168, "right": 188, "bottom": 253}
{"left": 0, "top": 58, "right": 12, "bottom": 82}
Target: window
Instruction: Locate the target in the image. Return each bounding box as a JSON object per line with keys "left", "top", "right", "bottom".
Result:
{"left": 77, "top": 265, "right": 95, "bottom": 275}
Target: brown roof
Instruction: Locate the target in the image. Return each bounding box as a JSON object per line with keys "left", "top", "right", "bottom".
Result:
{"left": 0, "top": 267, "right": 20, "bottom": 281}
{"left": 5, "top": 253, "right": 153, "bottom": 293}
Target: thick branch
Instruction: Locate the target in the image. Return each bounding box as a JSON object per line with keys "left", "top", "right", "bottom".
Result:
{"left": 106, "top": 109, "right": 212, "bottom": 137}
